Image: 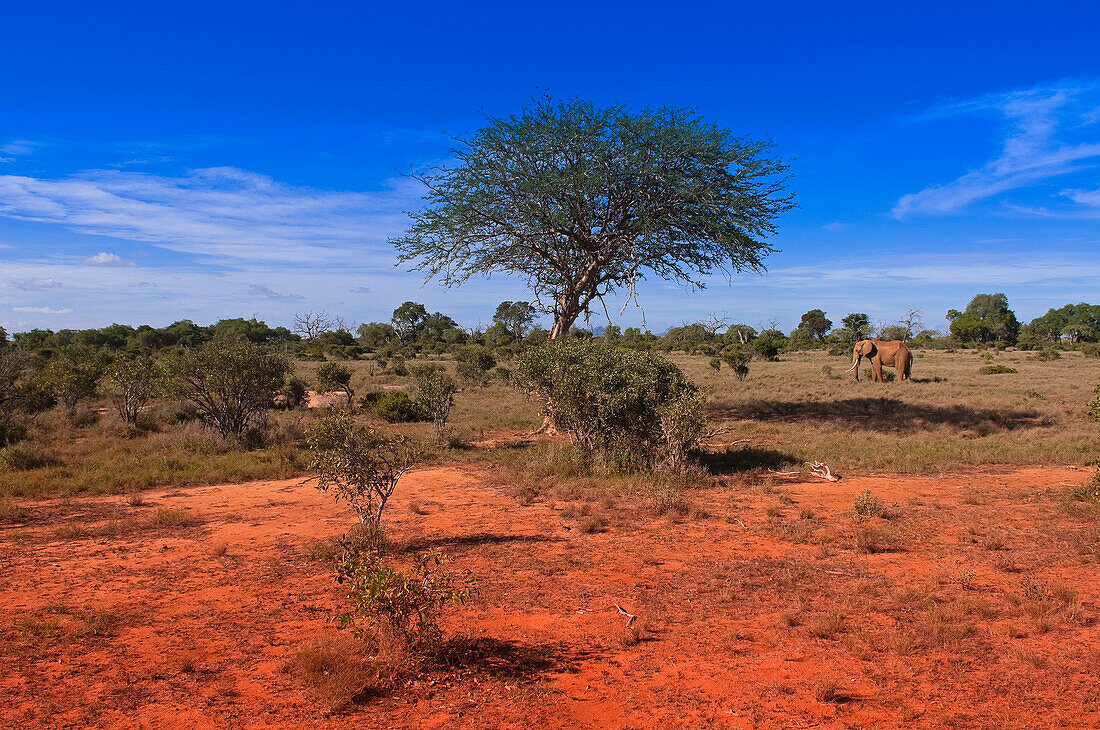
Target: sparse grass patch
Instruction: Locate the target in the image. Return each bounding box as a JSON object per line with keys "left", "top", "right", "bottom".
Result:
{"left": 577, "top": 515, "right": 605, "bottom": 534}
{"left": 806, "top": 612, "right": 847, "bottom": 639}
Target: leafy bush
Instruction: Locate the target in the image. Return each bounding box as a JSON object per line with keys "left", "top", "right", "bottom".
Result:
{"left": 308, "top": 409, "right": 414, "bottom": 526}
{"left": 317, "top": 362, "right": 355, "bottom": 406}
{"left": 169, "top": 337, "right": 291, "bottom": 437}
{"left": 36, "top": 346, "right": 106, "bottom": 414}
{"left": 514, "top": 340, "right": 698, "bottom": 460}
{"left": 708, "top": 357, "right": 720, "bottom": 372}
{"left": 411, "top": 365, "right": 456, "bottom": 441}
{"left": 372, "top": 391, "right": 429, "bottom": 423}
{"left": 852, "top": 489, "right": 885, "bottom": 519}
{"left": 658, "top": 391, "right": 709, "bottom": 472}
{"left": 1088, "top": 383, "right": 1100, "bottom": 423}
{"left": 282, "top": 375, "right": 309, "bottom": 409}
{"left": 721, "top": 345, "right": 752, "bottom": 381}
{"left": 334, "top": 549, "right": 475, "bottom": 651}
{"left": 978, "top": 365, "right": 1018, "bottom": 375}
{"left": 106, "top": 356, "right": 165, "bottom": 426}
{"left": 754, "top": 338, "right": 780, "bottom": 361}
{"left": 1035, "top": 348, "right": 1061, "bottom": 361}
{"left": 1082, "top": 343, "right": 1100, "bottom": 359}
{"left": 454, "top": 345, "right": 496, "bottom": 386}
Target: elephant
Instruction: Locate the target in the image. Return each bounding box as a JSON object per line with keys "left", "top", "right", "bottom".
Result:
{"left": 847, "top": 339, "right": 912, "bottom": 382}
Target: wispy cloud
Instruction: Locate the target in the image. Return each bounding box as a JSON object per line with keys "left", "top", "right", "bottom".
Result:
{"left": 15, "top": 277, "right": 63, "bottom": 291}
{"left": 247, "top": 284, "right": 304, "bottom": 300}
{"left": 83, "top": 251, "right": 135, "bottom": 267}
{"left": 0, "top": 167, "right": 422, "bottom": 263}
{"left": 0, "top": 140, "right": 38, "bottom": 163}
{"left": 894, "top": 79, "right": 1100, "bottom": 218}
{"left": 13, "top": 306, "right": 73, "bottom": 314}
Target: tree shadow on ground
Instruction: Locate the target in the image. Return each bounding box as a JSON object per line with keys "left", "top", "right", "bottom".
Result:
{"left": 707, "top": 397, "right": 1044, "bottom": 434}
{"left": 399, "top": 532, "right": 566, "bottom": 553}
{"left": 436, "top": 636, "right": 590, "bottom": 680}
{"left": 700, "top": 447, "right": 799, "bottom": 474}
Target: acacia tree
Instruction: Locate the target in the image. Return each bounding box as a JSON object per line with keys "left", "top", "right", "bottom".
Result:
{"left": 393, "top": 98, "right": 794, "bottom": 339}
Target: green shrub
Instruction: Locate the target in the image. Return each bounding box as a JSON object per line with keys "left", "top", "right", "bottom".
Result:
{"left": 708, "top": 357, "right": 721, "bottom": 372}
{"left": 412, "top": 365, "right": 456, "bottom": 441}
{"left": 168, "top": 337, "right": 291, "bottom": 438}
{"left": 754, "top": 338, "right": 780, "bottom": 361}
{"left": 317, "top": 362, "right": 355, "bottom": 406}
{"left": 372, "top": 391, "right": 429, "bottom": 423}
{"left": 308, "top": 409, "right": 414, "bottom": 526}
{"left": 1082, "top": 343, "right": 1100, "bottom": 359}
{"left": 720, "top": 345, "right": 752, "bottom": 381}
{"left": 852, "top": 489, "right": 885, "bottom": 519}
{"left": 978, "top": 365, "right": 1018, "bottom": 375}
{"left": 513, "top": 339, "right": 698, "bottom": 460}
{"left": 36, "top": 346, "right": 106, "bottom": 414}
{"left": 106, "top": 356, "right": 165, "bottom": 426}
{"left": 454, "top": 345, "right": 496, "bottom": 386}
{"left": 282, "top": 376, "right": 309, "bottom": 409}
{"left": 1035, "top": 348, "right": 1061, "bottom": 361}
{"left": 658, "top": 391, "right": 709, "bottom": 472}
{"left": 334, "top": 549, "right": 475, "bottom": 651}
{"left": 1088, "top": 384, "right": 1100, "bottom": 423}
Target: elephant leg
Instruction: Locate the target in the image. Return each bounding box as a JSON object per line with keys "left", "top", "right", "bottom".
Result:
{"left": 873, "top": 360, "right": 883, "bottom": 382}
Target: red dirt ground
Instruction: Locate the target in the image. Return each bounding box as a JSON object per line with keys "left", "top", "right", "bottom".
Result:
{"left": 2, "top": 462, "right": 1099, "bottom": 728}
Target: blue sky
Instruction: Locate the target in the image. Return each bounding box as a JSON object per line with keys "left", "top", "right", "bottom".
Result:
{"left": 2, "top": 1, "right": 1100, "bottom": 334}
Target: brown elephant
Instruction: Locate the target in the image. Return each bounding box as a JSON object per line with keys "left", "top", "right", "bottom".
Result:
{"left": 847, "top": 339, "right": 912, "bottom": 382}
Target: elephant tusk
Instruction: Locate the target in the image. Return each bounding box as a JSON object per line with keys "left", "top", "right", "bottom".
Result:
{"left": 845, "top": 362, "right": 859, "bottom": 372}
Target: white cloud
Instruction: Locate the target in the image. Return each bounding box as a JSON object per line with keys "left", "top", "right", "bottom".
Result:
{"left": 13, "top": 306, "right": 73, "bottom": 314}
{"left": 0, "top": 167, "right": 421, "bottom": 264}
{"left": 83, "top": 252, "right": 135, "bottom": 266}
{"left": 894, "top": 80, "right": 1100, "bottom": 218}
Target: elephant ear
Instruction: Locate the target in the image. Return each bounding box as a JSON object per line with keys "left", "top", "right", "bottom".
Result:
{"left": 860, "top": 341, "right": 876, "bottom": 356}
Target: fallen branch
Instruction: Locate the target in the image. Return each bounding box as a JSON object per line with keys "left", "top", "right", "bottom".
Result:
{"left": 614, "top": 603, "right": 636, "bottom": 627}
{"left": 806, "top": 461, "right": 841, "bottom": 482}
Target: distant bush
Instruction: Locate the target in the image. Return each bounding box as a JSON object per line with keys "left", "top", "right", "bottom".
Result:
{"left": 454, "top": 345, "right": 496, "bottom": 386}
{"left": 372, "top": 391, "right": 429, "bottom": 423}
{"left": 979, "top": 365, "right": 1018, "bottom": 375}
{"left": 514, "top": 340, "right": 699, "bottom": 463}
{"left": 317, "top": 362, "right": 355, "bottom": 406}
{"left": 1035, "top": 348, "right": 1061, "bottom": 361}
{"left": 106, "top": 355, "right": 165, "bottom": 426}
{"left": 169, "top": 337, "right": 290, "bottom": 438}
{"left": 708, "top": 357, "right": 720, "bottom": 372}
{"left": 282, "top": 375, "right": 309, "bottom": 409}
{"left": 1082, "top": 343, "right": 1100, "bottom": 359}
{"left": 412, "top": 365, "right": 456, "bottom": 441}
{"left": 754, "top": 338, "right": 780, "bottom": 361}
{"left": 720, "top": 345, "right": 752, "bottom": 381}
{"left": 36, "top": 346, "right": 106, "bottom": 415}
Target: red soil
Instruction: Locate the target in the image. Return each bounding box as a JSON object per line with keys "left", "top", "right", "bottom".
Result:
{"left": 2, "top": 464, "right": 1099, "bottom": 728}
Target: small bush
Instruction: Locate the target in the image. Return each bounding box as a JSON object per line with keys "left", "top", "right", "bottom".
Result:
{"left": 371, "top": 391, "right": 429, "bottom": 423}
{"left": 412, "top": 366, "right": 456, "bottom": 442}
{"left": 979, "top": 365, "right": 1017, "bottom": 375}
{"left": 317, "top": 362, "right": 355, "bottom": 406}
{"left": 308, "top": 410, "right": 414, "bottom": 526}
{"left": 852, "top": 489, "right": 885, "bottom": 519}
{"left": 1035, "top": 348, "right": 1061, "bottom": 361}
{"left": 0, "top": 445, "right": 56, "bottom": 471}
{"left": 658, "top": 391, "right": 709, "bottom": 472}
{"left": 1081, "top": 343, "right": 1100, "bottom": 359}
{"left": 708, "top": 357, "right": 721, "bottom": 372}
{"left": 454, "top": 345, "right": 496, "bottom": 386}
{"left": 514, "top": 340, "right": 698, "bottom": 462}
{"left": 168, "top": 337, "right": 290, "bottom": 438}
{"left": 720, "top": 345, "right": 752, "bottom": 381}
{"left": 1072, "top": 477, "right": 1100, "bottom": 504}
{"left": 334, "top": 549, "right": 475, "bottom": 652}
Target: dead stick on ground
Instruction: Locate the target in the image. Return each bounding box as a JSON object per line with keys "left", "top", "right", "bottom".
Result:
{"left": 614, "top": 604, "right": 636, "bottom": 627}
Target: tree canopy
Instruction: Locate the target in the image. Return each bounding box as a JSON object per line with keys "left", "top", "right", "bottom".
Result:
{"left": 393, "top": 97, "right": 794, "bottom": 339}
{"left": 947, "top": 293, "right": 1019, "bottom": 345}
